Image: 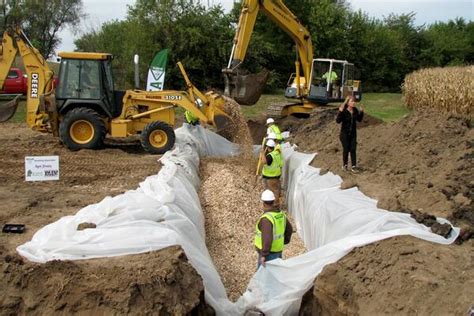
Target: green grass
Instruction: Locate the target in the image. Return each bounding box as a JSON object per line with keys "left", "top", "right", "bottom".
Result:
{"left": 240, "top": 92, "right": 410, "bottom": 122}
{"left": 361, "top": 93, "right": 410, "bottom": 122}
{"left": 240, "top": 93, "right": 286, "bottom": 120}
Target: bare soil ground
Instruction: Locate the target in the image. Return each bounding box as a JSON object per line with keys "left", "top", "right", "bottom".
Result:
{"left": 1, "top": 104, "right": 473, "bottom": 314}
{"left": 0, "top": 123, "right": 208, "bottom": 315}
{"left": 264, "top": 108, "right": 473, "bottom": 314}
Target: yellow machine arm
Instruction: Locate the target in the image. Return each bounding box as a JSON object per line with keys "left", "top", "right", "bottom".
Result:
{"left": 0, "top": 27, "right": 55, "bottom": 130}
{"left": 118, "top": 62, "right": 232, "bottom": 135}
{"left": 225, "top": 0, "right": 313, "bottom": 103}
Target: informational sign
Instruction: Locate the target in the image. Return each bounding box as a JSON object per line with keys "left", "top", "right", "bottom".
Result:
{"left": 25, "top": 156, "right": 60, "bottom": 182}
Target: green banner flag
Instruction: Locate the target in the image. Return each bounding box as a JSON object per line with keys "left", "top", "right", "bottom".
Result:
{"left": 146, "top": 49, "right": 169, "bottom": 91}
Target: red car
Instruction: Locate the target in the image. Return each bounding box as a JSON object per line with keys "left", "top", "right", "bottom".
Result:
{"left": 1, "top": 68, "right": 28, "bottom": 94}
{"left": 1, "top": 68, "right": 59, "bottom": 95}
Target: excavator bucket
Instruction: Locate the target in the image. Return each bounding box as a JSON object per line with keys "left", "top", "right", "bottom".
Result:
{"left": 223, "top": 69, "right": 270, "bottom": 106}
{"left": 0, "top": 95, "right": 21, "bottom": 122}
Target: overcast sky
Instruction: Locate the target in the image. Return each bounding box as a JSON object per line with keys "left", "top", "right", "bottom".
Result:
{"left": 57, "top": 0, "right": 473, "bottom": 53}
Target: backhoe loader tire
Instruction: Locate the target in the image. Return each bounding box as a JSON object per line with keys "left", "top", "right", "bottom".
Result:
{"left": 59, "top": 108, "right": 106, "bottom": 151}
{"left": 141, "top": 121, "right": 175, "bottom": 155}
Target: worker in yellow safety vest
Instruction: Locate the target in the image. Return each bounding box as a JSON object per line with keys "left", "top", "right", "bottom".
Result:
{"left": 322, "top": 70, "right": 338, "bottom": 82}
{"left": 255, "top": 189, "right": 293, "bottom": 268}
{"left": 266, "top": 118, "right": 283, "bottom": 142}
{"left": 266, "top": 132, "right": 282, "bottom": 153}
{"left": 262, "top": 139, "right": 283, "bottom": 203}
{"left": 185, "top": 110, "right": 199, "bottom": 126}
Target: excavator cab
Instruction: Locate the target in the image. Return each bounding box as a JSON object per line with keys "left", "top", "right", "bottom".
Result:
{"left": 56, "top": 52, "right": 123, "bottom": 118}
{"left": 307, "top": 59, "right": 362, "bottom": 104}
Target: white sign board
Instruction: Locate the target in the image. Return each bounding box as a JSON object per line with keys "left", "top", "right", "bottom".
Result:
{"left": 25, "top": 156, "right": 60, "bottom": 182}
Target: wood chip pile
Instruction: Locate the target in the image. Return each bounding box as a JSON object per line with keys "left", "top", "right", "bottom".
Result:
{"left": 223, "top": 96, "right": 255, "bottom": 167}
{"left": 199, "top": 158, "right": 306, "bottom": 302}
{"left": 403, "top": 65, "right": 473, "bottom": 119}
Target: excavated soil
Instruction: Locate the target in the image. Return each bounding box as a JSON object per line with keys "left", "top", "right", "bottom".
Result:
{"left": 265, "top": 107, "right": 474, "bottom": 314}
{"left": 0, "top": 123, "right": 209, "bottom": 314}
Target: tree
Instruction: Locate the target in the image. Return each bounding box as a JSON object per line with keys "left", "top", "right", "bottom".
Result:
{"left": 76, "top": 0, "right": 233, "bottom": 90}
{"left": 422, "top": 18, "right": 473, "bottom": 66}
{"left": 0, "top": 0, "right": 85, "bottom": 59}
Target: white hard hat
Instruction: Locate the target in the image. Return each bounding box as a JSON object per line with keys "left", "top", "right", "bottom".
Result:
{"left": 261, "top": 189, "right": 275, "bottom": 202}
{"left": 267, "top": 132, "right": 277, "bottom": 140}
{"left": 266, "top": 118, "right": 275, "bottom": 125}
{"left": 266, "top": 139, "right": 276, "bottom": 148}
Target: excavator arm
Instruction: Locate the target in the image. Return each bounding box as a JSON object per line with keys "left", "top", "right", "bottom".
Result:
{"left": 0, "top": 27, "right": 55, "bottom": 132}
{"left": 224, "top": 0, "right": 313, "bottom": 105}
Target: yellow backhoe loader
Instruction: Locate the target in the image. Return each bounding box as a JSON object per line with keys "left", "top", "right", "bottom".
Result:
{"left": 0, "top": 27, "right": 231, "bottom": 154}
{"left": 223, "top": 0, "right": 362, "bottom": 118}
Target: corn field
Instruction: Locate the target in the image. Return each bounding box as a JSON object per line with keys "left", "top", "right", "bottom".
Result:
{"left": 402, "top": 66, "right": 473, "bottom": 119}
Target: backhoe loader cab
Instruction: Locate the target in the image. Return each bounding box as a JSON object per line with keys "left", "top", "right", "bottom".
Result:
{"left": 305, "top": 59, "right": 362, "bottom": 104}
{"left": 56, "top": 52, "right": 122, "bottom": 118}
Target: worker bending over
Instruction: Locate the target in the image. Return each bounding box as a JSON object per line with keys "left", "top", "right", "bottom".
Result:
{"left": 255, "top": 190, "right": 293, "bottom": 268}
{"left": 262, "top": 139, "right": 283, "bottom": 202}
{"left": 184, "top": 110, "right": 199, "bottom": 126}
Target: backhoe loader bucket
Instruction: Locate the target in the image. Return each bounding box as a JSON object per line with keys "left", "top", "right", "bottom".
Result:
{"left": 214, "top": 113, "right": 235, "bottom": 140}
{"left": 223, "top": 69, "right": 270, "bottom": 106}
{"left": 0, "top": 95, "right": 21, "bottom": 122}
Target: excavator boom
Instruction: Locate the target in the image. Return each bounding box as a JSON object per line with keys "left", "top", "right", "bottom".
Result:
{"left": 224, "top": 0, "right": 313, "bottom": 105}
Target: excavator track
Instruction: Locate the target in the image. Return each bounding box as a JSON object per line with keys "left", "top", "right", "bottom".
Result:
{"left": 266, "top": 103, "right": 293, "bottom": 119}
{"left": 266, "top": 102, "right": 310, "bottom": 119}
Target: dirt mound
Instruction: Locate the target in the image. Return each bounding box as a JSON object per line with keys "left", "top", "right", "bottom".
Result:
{"left": 307, "top": 236, "right": 473, "bottom": 315}
{"left": 0, "top": 123, "right": 209, "bottom": 314}
{"left": 279, "top": 108, "right": 474, "bottom": 314}
{"left": 290, "top": 109, "right": 473, "bottom": 230}
{"left": 199, "top": 158, "right": 306, "bottom": 301}
{"left": 1, "top": 245, "right": 209, "bottom": 314}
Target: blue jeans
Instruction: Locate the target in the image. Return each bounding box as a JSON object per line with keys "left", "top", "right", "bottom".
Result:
{"left": 257, "top": 252, "right": 282, "bottom": 269}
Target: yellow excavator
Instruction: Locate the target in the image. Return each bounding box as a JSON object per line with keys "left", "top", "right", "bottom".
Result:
{"left": 0, "top": 27, "right": 231, "bottom": 154}
{"left": 223, "top": 0, "right": 362, "bottom": 118}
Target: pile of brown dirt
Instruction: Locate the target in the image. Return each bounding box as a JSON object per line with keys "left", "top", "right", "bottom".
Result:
{"left": 306, "top": 236, "right": 473, "bottom": 315}
{"left": 269, "top": 108, "right": 474, "bottom": 314}
{"left": 0, "top": 123, "right": 209, "bottom": 314}
{"left": 199, "top": 158, "right": 306, "bottom": 302}
{"left": 288, "top": 108, "right": 473, "bottom": 231}
{"left": 1, "top": 245, "right": 208, "bottom": 315}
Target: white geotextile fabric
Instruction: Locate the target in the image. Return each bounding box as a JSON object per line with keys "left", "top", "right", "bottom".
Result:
{"left": 17, "top": 125, "right": 459, "bottom": 315}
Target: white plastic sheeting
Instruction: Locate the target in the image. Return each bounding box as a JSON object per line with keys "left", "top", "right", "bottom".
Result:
{"left": 17, "top": 125, "right": 459, "bottom": 315}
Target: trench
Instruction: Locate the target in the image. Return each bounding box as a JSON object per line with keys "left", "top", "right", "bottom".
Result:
{"left": 198, "top": 157, "right": 306, "bottom": 302}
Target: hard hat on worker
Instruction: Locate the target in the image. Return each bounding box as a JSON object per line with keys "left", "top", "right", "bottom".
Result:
{"left": 261, "top": 189, "right": 275, "bottom": 202}
{"left": 266, "top": 118, "right": 275, "bottom": 125}
{"left": 266, "top": 139, "right": 276, "bottom": 148}
{"left": 267, "top": 132, "right": 277, "bottom": 140}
